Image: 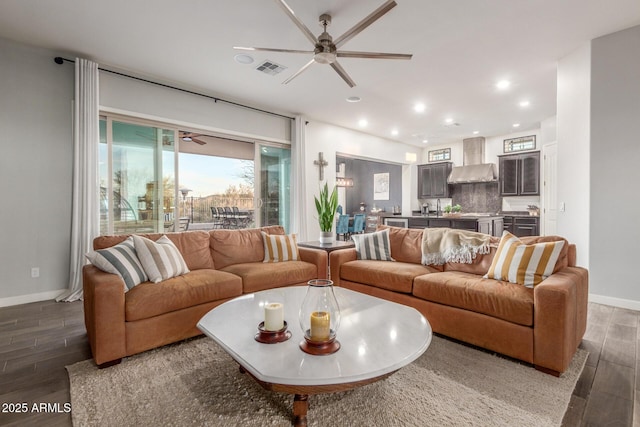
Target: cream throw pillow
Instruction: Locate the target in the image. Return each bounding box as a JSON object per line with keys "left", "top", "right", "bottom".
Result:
{"left": 133, "top": 235, "right": 190, "bottom": 283}
{"left": 261, "top": 232, "right": 299, "bottom": 262}
{"left": 484, "top": 231, "right": 564, "bottom": 287}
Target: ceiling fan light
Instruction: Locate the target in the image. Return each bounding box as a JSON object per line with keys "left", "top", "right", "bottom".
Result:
{"left": 182, "top": 137, "right": 192, "bottom": 142}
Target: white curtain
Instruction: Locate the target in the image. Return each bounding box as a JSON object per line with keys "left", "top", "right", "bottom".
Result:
{"left": 57, "top": 58, "right": 100, "bottom": 302}
{"left": 291, "top": 116, "right": 308, "bottom": 241}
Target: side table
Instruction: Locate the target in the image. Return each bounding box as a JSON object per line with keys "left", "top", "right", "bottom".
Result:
{"left": 297, "top": 240, "right": 355, "bottom": 279}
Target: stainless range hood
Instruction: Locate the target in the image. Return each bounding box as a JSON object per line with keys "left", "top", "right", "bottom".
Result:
{"left": 447, "top": 137, "right": 497, "bottom": 184}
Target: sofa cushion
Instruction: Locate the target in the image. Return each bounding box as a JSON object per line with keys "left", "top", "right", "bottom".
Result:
{"left": 210, "top": 226, "right": 286, "bottom": 270}
{"left": 124, "top": 269, "right": 242, "bottom": 321}
{"left": 261, "top": 232, "right": 299, "bottom": 262}
{"left": 485, "top": 232, "right": 565, "bottom": 287}
{"left": 340, "top": 260, "right": 438, "bottom": 294}
{"left": 352, "top": 229, "right": 394, "bottom": 261}
{"left": 93, "top": 231, "right": 214, "bottom": 271}
{"left": 222, "top": 261, "right": 317, "bottom": 293}
{"left": 86, "top": 237, "right": 147, "bottom": 291}
{"left": 133, "top": 235, "right": 190, "bottom": 283}
{"left": 378, "top": 226, "right": 444, "bottom": 271}
{"left": 413, "top": 271, "right": 534, "bottom": 326}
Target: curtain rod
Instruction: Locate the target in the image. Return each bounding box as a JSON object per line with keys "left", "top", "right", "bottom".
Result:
{"left": 54, "top": 56, "right": 294, "bottom": 121}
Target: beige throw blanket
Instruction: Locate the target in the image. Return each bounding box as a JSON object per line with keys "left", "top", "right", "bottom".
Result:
{"left": 422, "top": 228, "right": 491, "bottom": 265}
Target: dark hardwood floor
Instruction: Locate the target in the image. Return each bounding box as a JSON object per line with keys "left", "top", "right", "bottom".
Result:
{"left": 0, "top": 299, "right": 634, "bottom": 426}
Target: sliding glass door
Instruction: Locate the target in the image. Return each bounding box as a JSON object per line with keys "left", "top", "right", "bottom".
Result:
{"left": 257, "top": 144, "right": 291, "bottom": 232}
{"left": 99, "top": 115, "right": 291, "bottom": 235}
{"left": 99, "top": 118, "right": 176, "bottom": 234}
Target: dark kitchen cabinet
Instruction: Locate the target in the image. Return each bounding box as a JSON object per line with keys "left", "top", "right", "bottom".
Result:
{"left": 499, "top": 152, "right": 540, "bottom": 196}
{"left": 503, "top": 215, "right": 539, "bottom": 237}
{"left": 418, "top": 162, "right": 452, "bottom": 199}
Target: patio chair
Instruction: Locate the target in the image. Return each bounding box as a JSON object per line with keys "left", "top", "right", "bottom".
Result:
{"left": 211, "top": 207, "right": 224, "bottom": 229}
{"left": 224, "top": 206, "right": 237, "bottom": 228}
{"left": 232, "top": 206, "right": 249, "bottom": 228}
{"left": 335, "top": 214, "right": 350, "bottom": 241}
{"left": 178, "top": 217, "right": 190, "bottom": 231}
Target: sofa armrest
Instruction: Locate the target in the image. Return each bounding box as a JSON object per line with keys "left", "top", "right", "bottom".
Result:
{"left": 82, "top": 264, "right": 127, "bottom": 366}
{"left": 329, "top": 248, "right": 357, "bottom": 286}
{"left": 533, "top": 266, "right": 589, "bottom": 374}
{"left": 298, "top": 247, "right": 328, "bottom": 279}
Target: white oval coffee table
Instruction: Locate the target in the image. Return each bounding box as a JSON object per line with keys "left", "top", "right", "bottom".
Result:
{"left": 197, "top": 286, "right": 432, "bottom": 426}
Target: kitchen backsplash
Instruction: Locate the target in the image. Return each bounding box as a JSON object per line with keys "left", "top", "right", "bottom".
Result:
{"left": 450, "top": 182, "right": 502, "bottom": 214}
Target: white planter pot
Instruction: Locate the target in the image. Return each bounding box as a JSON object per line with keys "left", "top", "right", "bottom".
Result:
{"left": 319, "top": 231, "right": 334, "bottom": 244}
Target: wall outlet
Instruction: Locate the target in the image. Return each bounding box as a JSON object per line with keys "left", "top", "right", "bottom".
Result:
{"left": 31, "top": 267, "right": 40, "bottom": 278}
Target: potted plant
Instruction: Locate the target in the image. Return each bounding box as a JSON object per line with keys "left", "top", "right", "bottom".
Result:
{"left": 314, "top": 182, "right": 338, "bottom": 244}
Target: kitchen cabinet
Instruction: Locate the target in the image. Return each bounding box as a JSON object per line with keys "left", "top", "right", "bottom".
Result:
{"left": 417, "top": 162, "right": 452, "bottom": 199}
{"left": 503, "top": 216, "right": 539, "bottom": 237}
{"left": 499, "top": 152, "right": 540, "bottom": 196}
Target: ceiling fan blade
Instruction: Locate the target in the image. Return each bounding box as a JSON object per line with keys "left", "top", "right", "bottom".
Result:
{"left": 192, "top": 137, "right": 207, "bottom": 145}
{"left": 330, "top": 61, "right": 356, "bottom": 88}
{"left": 234, "top": 46, "right": 313, "bottom": 54}
{"left": 333, "top": 0, "right": 397, "bottom": 48}
{"left": 337, "top": 51, "right": 412, "bottom": 60}
{"left": 282, "top": 59, "right": 316, "bottom": 85}
{"left": 274, "top": 0, "right": 318, "bottom": 46}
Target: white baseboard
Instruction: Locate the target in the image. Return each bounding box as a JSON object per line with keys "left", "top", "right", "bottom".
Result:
{"left": 0, "top": 290, "right": 67, "bottom": 308}
{"left": 589, "top": 293, "right": 640, "bottom": 312}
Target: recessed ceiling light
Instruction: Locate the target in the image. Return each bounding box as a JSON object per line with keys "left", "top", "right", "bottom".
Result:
{"left": 422, "top": 139, "right": 429, "bottom": 144}
{"left": 519, "top": 100, "right": 530, "bottom": 107}
{"left": 512, "top": 123, "right": 521, "bottom": 128}
{"left": 358, "top": 119, "right": 368, "bottom": 127}
{"left": 496, "top": 80, "right": 511, "bottom": 90}
{"left": 445, "top": 118, "right": 454, "bottom": 124}
{"left": 473, "top": 131, "right": 479, "bottom": 135}
{"left": 234, "top": 54, "right": 254, "bottom": 64}
{"left": 391, "top": 129, "right": 399, "bottom": 136}
{"left": 414, "top": 102, "right": 426, "bottom": 113}
{"left": 346, "top": 96, "right": 361, "bottom": 103}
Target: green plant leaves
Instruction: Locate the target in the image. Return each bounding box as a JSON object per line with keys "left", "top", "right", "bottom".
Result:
{"left": 314, "top": 183, "right": 338, "bottom": 232}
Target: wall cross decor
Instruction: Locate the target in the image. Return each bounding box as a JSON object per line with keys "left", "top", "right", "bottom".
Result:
{"left": 314, "top": 152, "right": 328, "bottom": 181}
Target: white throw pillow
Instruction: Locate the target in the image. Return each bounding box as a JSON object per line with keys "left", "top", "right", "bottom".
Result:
{"left": 86, "top": 237, "right": 148, "bottom": 292}
{"left": 133, "top": 235, "right": 190, "bottom": 283}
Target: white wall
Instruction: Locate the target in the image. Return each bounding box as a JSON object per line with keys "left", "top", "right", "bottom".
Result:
{"left": 556, "top": 43, "right": 591, "bottom": 269}
{"left": 302, "top": 121, "right": 420, "bottom": 240}
{"left": 589, "top": 25, "right": 640, "bottom": 307}
{"left": 100, "top": 72, "right": 291, "bottom": 144}
{"left": 0, "top": 38, "right": 74, "bottom": 305}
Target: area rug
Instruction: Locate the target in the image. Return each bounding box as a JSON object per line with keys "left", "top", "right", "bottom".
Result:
{"left": 67, "top": 336, "right": 587, "bottom": 427}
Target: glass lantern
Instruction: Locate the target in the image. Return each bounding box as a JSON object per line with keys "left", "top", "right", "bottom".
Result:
{"left": 299, "top": 279, "right": 341, "bottom": 355}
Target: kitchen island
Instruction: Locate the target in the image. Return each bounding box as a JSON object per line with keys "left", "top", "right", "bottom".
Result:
{"left": 382, "top": 214, "right": 504, "bottom": 237}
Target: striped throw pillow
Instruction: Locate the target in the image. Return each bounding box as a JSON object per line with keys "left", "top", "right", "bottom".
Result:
{"left": 352, "top": 229, "right": 395, "bottom": 261}
{"left": 262, "top": 232, "right": 299, "bottom": 262}
{"left": 133, "top": 235, "right": 190, "bottom": 283}
{"left": 85, "top": 237, "right": 148, "bottom": 292}
{"left": 484, "top": 231, "right": 565, "bottom": 287}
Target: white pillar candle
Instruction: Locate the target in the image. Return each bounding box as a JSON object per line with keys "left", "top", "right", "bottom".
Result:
{"left": 264, "top": 302, "right": 284, "bottom": 331}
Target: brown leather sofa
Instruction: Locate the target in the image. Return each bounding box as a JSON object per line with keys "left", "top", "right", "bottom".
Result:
{"left": 83, "top": 226, "right": 327, "bottom": 367}
{"left": 329, "top": 226, "right": 588, "bottom": 375}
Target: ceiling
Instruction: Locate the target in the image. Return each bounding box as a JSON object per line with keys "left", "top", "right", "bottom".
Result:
{"left": 1, "top": 0, "right": 639, "bottom": 147}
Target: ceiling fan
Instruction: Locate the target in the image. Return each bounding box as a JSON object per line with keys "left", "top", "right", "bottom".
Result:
{"left": 234, "top": 0, "right": 412, "bottom": 88}
{"left": 179, "top": 131, "right": 207, "bottom": 145}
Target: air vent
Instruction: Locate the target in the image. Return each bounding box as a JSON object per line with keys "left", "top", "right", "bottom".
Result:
{"left": 255, "top": 60, "right": 287, "bottom": 76}
{"left": 443, "top": 122, "right": 461, "bottom": 127}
